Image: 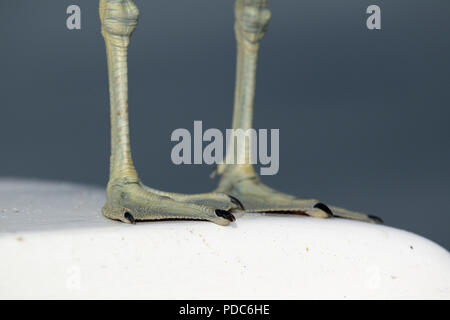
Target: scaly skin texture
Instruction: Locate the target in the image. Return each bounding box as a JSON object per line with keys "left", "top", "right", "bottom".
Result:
{"left": 100, "top": 0, "right": 382, "bottom": 225}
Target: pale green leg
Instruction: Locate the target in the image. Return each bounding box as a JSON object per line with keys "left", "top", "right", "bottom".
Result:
{"left": 215, "top": 0, "right": 382, "bottom": 224}
{"left": 100, "top": 0, "right": 240, "bottom": 225}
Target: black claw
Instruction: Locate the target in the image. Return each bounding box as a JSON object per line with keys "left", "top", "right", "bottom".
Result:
{"left": 368, "top": 214, "right": 383, "bottom": 224}
{"left": 215, "top": 209, "right": 236, "bottom": 222}
{"left": 227, "top": 195, "right": 245, "bottom": 210}
{"left": 313, "top": 202, "right": 334, "bottom": 216}
{"left": 124, "top": 212, "right": 136, "bottom": 224}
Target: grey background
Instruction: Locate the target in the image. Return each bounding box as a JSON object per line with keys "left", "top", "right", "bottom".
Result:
{"left": 0, "top": 1, "right": 449, "bottom": 248}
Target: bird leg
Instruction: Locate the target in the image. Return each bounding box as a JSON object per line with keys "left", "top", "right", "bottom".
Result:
{"left": 215, "top": 0, "right": 381, "bottom": 224}
{"left": 100, "top": 0, "right": 239, "bottom": 225}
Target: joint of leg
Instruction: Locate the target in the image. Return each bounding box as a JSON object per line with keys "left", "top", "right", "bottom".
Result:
{"left": 235, "top": 0, "right": 271, "bottom": 44}
{"left": 100, "top": 0, "right": 139, "bottom": 42}
{"left": 108, "top": 176, "right": 139, "bottom": 189}
{"left": 216, "top": 164, "right": 259, "bottom": 192}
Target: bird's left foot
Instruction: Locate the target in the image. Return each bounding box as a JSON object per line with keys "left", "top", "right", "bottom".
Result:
{"left": 216, "top": 168, "right": 382, "bottom": 224}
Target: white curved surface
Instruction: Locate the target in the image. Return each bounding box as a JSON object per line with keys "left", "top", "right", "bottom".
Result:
{"left": 0, "top": 179, "right": 449, "bottom": 299}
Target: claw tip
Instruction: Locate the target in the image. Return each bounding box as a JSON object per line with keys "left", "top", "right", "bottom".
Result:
{"left": 368, "top": 214, "right": 383, "bottom": 224}
{"left": 227, "top": 195, "right": 245, "bottom": 210}
{"left": 124, "top": 212, "right": 136, "bottom": 224}
{"left": 313, "top": 202, "right": 333, "bottom": 216}
{"left": 215, "top": 209, "right": 236, "bottom": 222}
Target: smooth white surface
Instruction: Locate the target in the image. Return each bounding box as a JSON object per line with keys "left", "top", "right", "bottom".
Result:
{"left": 0, "top": 179, "right": 449, "bottom": 299}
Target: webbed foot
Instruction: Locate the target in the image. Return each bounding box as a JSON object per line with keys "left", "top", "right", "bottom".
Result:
{"left": 103, "top": 180, "right": 240, "bottom": 226}
{"left": 216, "top": 168, "right": 382, "bottom": 224}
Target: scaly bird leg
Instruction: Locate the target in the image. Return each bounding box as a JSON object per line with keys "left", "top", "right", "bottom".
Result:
{"left": 215, "top": 0, "right": 381, "bottom": 224}
{"left": 100, "top": 0, "right": 240, "bottom": 225}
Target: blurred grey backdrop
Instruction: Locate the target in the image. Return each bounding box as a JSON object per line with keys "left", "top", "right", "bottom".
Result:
{"left": 0, "top": 1, "right": 449, "bottom": 248}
